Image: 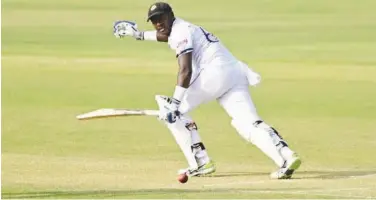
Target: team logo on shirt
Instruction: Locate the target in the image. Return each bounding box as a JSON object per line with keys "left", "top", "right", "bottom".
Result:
{"left": 177, "top": 39, "right": 188, "bottom": 49}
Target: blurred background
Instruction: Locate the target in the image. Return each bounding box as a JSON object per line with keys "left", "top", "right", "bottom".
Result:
{"left": 2, "top": 0, "right": 376, "bottom": 199}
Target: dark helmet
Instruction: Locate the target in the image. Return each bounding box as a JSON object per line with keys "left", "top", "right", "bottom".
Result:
{"left": 147, "top": 2, "right": 173, "bottom": 22}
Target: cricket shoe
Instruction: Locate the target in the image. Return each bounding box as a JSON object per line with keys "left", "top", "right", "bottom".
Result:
{"left": 270, "top": 154, "right": 302, "bottom": 179}
{"left": 178, "top": 160, "right": 216, "bottom": 177}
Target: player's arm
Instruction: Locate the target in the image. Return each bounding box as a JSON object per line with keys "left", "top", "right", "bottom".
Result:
{"left": 171, "top": 52, "right": 192, "bottom": 106}
{"left": 177, "top": 52, "right": 192, "bottom": 88}
{"left": 170, "top": 27, "right": 194, "bottom": 103}
{"left": 142, "top": 31, "right": 169, "bottom": 42}
{"left": 160, "top": 30, "right": 193, "bottom": 122}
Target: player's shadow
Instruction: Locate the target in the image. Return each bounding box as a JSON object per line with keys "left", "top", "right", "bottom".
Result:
{"left": 210, "top": 171, "right": 269, "bottom": 177}
{"left": 2, "top": 187, "right": 301, "bottom": 199}
{"left": 294, "top": 170, "right": 376, "bottom": 180}
{"left": 210, "top": 170, "right": 376, "bottom": 180}
{"left": 3, "top": 171, "right": 375, "bottom": 199}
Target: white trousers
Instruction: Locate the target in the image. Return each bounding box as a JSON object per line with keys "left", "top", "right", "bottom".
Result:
{"left": 179, "top": 61, "right": 262, "bottom": 123}
{"left": 161, "top": 61, "right": 293, "bottom": 168}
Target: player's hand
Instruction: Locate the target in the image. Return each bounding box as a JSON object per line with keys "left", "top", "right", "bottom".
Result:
{"left": 113, "top": 20, "right": 143, "bottom": 40}
{"left": 159, "top": 98, "right": 181, "bottom": 123}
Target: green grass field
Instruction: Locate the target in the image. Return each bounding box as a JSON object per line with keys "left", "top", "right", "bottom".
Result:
{"left": 2, "top": 0, "right": 376, "bottom": 199}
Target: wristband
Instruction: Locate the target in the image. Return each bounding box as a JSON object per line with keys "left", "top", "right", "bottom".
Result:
{"left": 173, "top": 86, "right": 187, "bottom": 102}
{"left": 143, "top": 31, "right": 157, "bottom": 41}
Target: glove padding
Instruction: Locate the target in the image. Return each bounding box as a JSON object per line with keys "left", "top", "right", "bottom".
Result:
{"left": 113, "top": 20, "right": 143, "bottom": 40}
{"left": 156, "top": 96, "right": 181, "bottom": 124}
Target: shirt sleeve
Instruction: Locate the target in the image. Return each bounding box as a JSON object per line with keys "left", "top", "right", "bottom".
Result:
{"left": 172, "top": 26, "right": 193, "bottom": 57}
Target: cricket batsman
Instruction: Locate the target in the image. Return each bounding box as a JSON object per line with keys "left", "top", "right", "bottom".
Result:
{"left": 113, "top": 2, "right": 302, "bottom": 179}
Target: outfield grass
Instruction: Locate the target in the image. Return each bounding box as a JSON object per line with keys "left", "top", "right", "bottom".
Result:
{"left": 2, "top": 0, "right": 376, "bottom": 199}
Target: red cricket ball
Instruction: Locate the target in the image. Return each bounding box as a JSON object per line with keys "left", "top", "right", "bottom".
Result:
{"left": 178, "top": 173, "right": 188, "bottom": 183}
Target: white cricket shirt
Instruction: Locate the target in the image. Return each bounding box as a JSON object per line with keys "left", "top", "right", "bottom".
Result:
{"left": 168, "top": 18, "right": 237, "bottom": 71}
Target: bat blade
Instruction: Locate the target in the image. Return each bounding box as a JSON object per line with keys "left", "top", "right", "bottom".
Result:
{"left": 76, "top": 108, "right": 159, "bottom": 120}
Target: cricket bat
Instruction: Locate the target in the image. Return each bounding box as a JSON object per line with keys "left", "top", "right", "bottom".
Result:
{"left": 76, "top": 108, "right": 159, "bottom": 120}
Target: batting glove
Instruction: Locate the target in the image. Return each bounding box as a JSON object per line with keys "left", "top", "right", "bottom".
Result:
{"left": 113, "top": 20, "right": 144, "bottom": 40}
{"left": 159, "top": 98, "right": 181, "bottom": 123}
